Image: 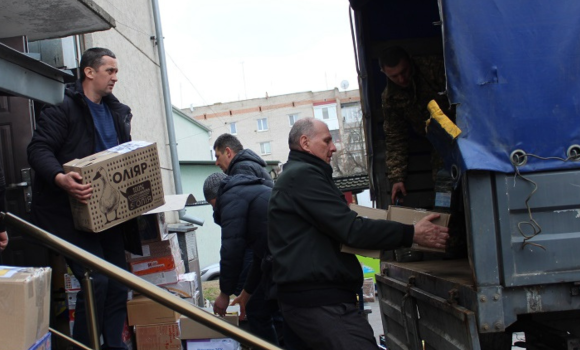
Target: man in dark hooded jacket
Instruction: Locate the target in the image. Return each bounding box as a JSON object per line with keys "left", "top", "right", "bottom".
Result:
{"left": 203, "top": 173, "right": 280, "bottom": 345}
{"left": 212, "top": 133, "right": 274, "bottom": 295}
{"left": 28, "top": 47, "right": 136, "bottom": 350}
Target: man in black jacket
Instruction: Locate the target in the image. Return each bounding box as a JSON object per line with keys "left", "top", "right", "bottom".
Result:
{"left": 268, "top": 118, "right": 449, "bottom": 350}
{"left": 213, "top": 133, "right": 274, "bottom": 187}
{"left": 203, "top": 172, "right": 281, "bottom": 345}
{"left": 213, "top": 133, "right": 274, "bottom": 296}
{"left": 28, "top": 47, "right": 134, "bottom": 350}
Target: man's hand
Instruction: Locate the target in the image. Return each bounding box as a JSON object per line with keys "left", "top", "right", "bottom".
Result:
{"left": 213, "top": 292, "right": 230, "bottom": 317}
{"left": 230, "top": 289, "right": 251, "bottom": 320}
{"left": 391, "top": 182, "right": 407, "bottom": 204}
{"left": 55, "top": 172, "right": 92, "bottom": 204}
{"left": 0, "top": 231, "right": 7, "bottom": 252}
{"left": 413, "top": 213, "right": 449, "bottom": 249}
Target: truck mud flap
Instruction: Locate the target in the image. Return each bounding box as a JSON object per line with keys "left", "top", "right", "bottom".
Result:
{"left": 376, "top": 274, "right": 481, "bottom": 350}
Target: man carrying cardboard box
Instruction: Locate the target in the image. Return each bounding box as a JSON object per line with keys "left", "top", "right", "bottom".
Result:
{"left": 268, "top": 118, "right": 449, "bottom": 350}
{"left": 28, "top": 47, "right": 139, "bottom": 350}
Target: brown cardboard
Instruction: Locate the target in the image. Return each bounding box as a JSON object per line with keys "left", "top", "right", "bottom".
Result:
{"left": 63, "top": 141, "right": 165, "bottom": 233}
{"left": 387, "top": 206, "right": 450, "bottom": 253}
{"left": 135, "top": 322, "right": 181, "bottom": 350}
{"left": 179, "top": 308, "right": 239, "bottom": 340}
{"left": 341, "top": 204, "right": 450, "bottom": 257}
{"left": 349, "top": 203, "right": 388, "bottom": 220}
{"left": 127, "top": 295, "right": 181, "bottom": 326}
{"left": 126, "top": 233, "right": 180, "bottom": 262}
{"left": 0, "top": 266, "right": 52, "bottom": 350}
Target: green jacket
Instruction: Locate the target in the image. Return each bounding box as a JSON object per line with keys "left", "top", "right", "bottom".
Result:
{"left": 268, "top": 150, "right": 414, "bottom": 306}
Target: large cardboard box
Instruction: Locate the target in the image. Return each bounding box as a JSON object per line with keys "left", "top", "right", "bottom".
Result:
{"left": 179, "top": 308, "right": 239, "bottom": 340}
{"left": 63, "top": 141, "right": 165, "bottom": 233}
{"left": 135, "top": 322, "right": 181, "bottom": 350}
{"left": 341, "top": 204, "right": 450, "bottom": 258}
{"left": 127, "top": 295, "right": 181, "bottom": 326}
{"left": 0, "top": 266, "right": 52, "bottom": 350}
{"left": 388, "top": 206, "right": 450, "bottom": 253}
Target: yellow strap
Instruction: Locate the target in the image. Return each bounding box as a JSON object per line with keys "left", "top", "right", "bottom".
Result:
{"left": 426, "top": 100, "right": 462, "bottom": 139}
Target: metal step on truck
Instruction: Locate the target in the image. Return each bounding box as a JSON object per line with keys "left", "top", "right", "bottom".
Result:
{"left": 348, "top": 1, "right": 580, "bottom": 349}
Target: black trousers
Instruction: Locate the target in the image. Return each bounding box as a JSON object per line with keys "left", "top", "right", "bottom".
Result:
{"left": 66, "top": 229, "right": 129, "bottom": 350}
{"left": 279, "top": 301, "right": 379, "bottom": 350}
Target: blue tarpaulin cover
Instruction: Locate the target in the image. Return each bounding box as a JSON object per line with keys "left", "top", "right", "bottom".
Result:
{"left": 440, "top": 0, "right": 580, "bottom": 174}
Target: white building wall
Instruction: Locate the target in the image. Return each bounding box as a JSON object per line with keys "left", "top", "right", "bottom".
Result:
{"left": 187, "top": 89, "right": 360, "bottom": 166}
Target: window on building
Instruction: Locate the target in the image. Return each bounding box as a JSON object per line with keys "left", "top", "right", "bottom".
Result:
{"left": 257, "top": 118, "right": 268, "bottom": 131}
{"left": 322, "top": 107, "right": 329, "bottom": 120}
{"left": 230, "top": 122, "right": 237, "bottom": 134}
{"left": 288, "top": 114, "right": 299, "bottom": 126}
{"left": 260, "top": 142, "right": 271, "bottom": 155}
{"left": 330, "top": 129, "right": 341, "bottom": 143}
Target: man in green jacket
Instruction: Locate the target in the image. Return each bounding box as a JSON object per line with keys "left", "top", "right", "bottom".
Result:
{"left": 268, "top": 118, "right": 449, "bottom": 350}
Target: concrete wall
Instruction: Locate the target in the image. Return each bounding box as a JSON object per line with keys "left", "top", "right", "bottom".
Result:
{"left": 174, "top": 108, "right": 212, "bottom": 161}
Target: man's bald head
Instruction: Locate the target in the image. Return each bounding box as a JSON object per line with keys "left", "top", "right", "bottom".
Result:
{"left": 289, "top": 118, "right": 315, "bottom": 151}
{"left": 288, "top": 118, "right": 337, "bottom": 163}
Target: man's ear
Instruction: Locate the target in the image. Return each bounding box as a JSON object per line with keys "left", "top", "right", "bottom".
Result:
{"left": 225, "top": 147, "right": 233, "bottom": 158}
{"left": 84, "top": 66, "right": 94, "bottom": 80}
{"left": 299, "top": 135, "right": 309, "bottom": 152}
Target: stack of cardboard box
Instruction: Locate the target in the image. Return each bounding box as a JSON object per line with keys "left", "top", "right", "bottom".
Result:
{"left": 0, "top": 266, "right": 52, "bottom": 350}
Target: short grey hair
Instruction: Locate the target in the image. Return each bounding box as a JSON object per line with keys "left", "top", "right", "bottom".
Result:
{"left": 288, "top": 118, "right": 316, "bottom": 150}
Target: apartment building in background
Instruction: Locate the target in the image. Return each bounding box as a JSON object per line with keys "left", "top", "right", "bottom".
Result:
{"left": 182, "top": 88, "right": 366, "bottom": 177}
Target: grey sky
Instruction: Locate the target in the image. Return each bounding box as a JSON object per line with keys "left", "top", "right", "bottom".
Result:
{"left": 159, "top": 0, "right": 358, "bottom": 108}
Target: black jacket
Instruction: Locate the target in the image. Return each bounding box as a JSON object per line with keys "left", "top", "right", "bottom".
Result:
{"left": 213, "top": 174, "right": 273, "bottom": 295}
{"left": 268, "top": 150, "right": 414, "bottom": 306}
{"left": 226, "top": 149, "right": 274, "bottom": 187}
{"left": 27, "top": 81, "right": 137, "bottom": 248}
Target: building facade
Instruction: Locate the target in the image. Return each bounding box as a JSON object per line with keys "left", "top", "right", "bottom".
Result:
{"left": 183, "top": 88, "right": 365, "bottom": 176}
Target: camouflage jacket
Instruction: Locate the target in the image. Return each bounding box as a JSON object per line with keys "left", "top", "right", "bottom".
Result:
{"left": 381, "top": 55, "right": 450, "bottom": 184}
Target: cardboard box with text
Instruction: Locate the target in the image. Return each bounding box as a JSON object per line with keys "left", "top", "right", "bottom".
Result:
{"left": 135, "top": 322, "right": 181, "bottom": 350}
{"left": 0, "top": 266, "right": 52, "bottom": 350}
{"left": 63, "top": 141, "right": 165, "bottom": 232}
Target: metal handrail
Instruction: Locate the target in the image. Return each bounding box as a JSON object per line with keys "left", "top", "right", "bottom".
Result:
{"left": 2, "top": 212, "right": 281, "bottom": 350}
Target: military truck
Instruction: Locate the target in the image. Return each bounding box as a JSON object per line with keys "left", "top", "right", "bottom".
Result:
{"left": 349, "top": 1, "right": 580, "bottom": 349}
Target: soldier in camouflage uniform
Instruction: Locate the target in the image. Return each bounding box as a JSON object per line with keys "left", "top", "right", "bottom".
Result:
{"left": 381, "top": 47, "right": 465, "bottom": 258}
{"left": 380, "top": 46, "right": 453, "bottom": 204}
